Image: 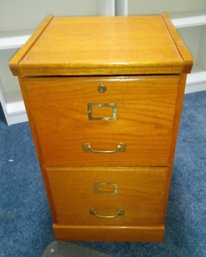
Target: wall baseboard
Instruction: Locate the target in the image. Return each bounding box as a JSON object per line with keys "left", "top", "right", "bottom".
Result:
{"left": 185, "top": 82, "right": 206, "bottom": 94}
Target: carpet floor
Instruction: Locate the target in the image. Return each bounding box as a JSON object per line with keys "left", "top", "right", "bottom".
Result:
{"left": 0, "top": 91, "right": 206, "bottom": 257}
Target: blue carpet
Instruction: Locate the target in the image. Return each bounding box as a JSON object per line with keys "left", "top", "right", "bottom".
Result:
{"left": 0, "top": 91, "right": 206, "bottom": 257}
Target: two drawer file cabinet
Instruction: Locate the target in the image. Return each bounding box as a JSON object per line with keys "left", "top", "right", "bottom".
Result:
{"left": 9, "top": 14, "right": 192, "bottom": 242}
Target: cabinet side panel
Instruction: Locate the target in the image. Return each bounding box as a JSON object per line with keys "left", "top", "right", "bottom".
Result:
{"left": 18, "top": 76, "right": 57, "bottom": 222}
{"left": 163, "top": 74, "right": 187, "bottom": 218}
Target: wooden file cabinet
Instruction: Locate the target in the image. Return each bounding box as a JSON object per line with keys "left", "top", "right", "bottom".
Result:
{"left": 9, "top": 14, "right": 193, "bottom": 242}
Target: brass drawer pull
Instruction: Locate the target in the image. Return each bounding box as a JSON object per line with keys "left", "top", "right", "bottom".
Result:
{"left": 82, "top": 143, "right": 126, "bottom": 153}
{"left": 89, "top": 209, "right": 125, "bottom": 219}
{"left": 94, "top": 182, "right": 118, "bottom": 194}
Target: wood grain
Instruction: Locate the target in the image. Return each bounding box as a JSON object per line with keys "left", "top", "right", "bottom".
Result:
{"left": 17, "top": 76, "right": 57, "bottom": 222}
{"left": 162, "top": 74, "right": 188, "bottom": 217}
{"left": 162, "top": 13, "right": 193, "bottom": 73}
{"left": 46, "top": 167, "right": 167, "bottom": 226}
{"left": 53, "top": 224, "right": 165, "bottom": 242}
{"left": 10, "top": 15, "right": 184, "bottom": 76}
{"left": 9, "top": 16, "right": 54, "bottom": 76}
{"left": 23, "top": 75, "right": 179, "bottom": 167}
{"left": 9, "top": 15, "right": 193, "bottom": 242}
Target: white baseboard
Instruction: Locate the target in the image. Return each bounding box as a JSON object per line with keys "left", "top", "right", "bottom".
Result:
{"left": 5, "top": 111, "right": 28, "bottom": 126}
{"left": 185, "top": 71, "right": 206, "bottom": 94}
{"left": 185, "top": 82, "right": 206, "bottom": 94}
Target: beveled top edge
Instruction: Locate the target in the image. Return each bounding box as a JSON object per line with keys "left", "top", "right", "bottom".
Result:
{"left": 9, "top": 14, "right": 192, "bottom": 77}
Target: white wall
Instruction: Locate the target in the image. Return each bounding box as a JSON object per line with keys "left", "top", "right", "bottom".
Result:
{"left": 0, "top": 49, "right": 19, "bottom": 94}
{"left": 178, "top": 27, "right": 202, "bottom": 71}
{"left": 198, "top": 25, "right": 206, "bottom": 70}
{"left": 128, "top": 0, "right": 206, "bottom": 15}
{"left": 0, "top": 0, "right": 97, "bottom": 31}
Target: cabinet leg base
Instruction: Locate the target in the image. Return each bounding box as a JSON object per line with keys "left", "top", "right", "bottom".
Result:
{"left": 53, "top": 224, "right": 165, "bottom": 242}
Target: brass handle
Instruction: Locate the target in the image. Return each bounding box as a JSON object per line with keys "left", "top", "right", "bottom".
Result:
{"left": 82, "top": 143, "right": 126, "bottom": 153}
{"left": 89, "top": 209, "right": 125, "bottom": 219}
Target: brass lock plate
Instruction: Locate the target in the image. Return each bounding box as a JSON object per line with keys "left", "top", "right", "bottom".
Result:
{"left": 87, "top": 103, "right": 117, "bottom": 121}
{"left": 94, "top": 182, "right": 118, "bottom": 195}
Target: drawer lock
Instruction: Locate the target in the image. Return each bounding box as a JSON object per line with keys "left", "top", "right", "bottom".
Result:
{"left": 97, "top": 84, "right": 107, "bottom": 93}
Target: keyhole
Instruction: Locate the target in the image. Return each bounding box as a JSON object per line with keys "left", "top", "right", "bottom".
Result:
{"left": 97, "top": 84, "right": 107, "bottom": 93}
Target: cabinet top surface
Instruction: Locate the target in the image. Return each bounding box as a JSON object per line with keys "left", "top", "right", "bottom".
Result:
{"left": 10, "top": 15, "right": 193, "bottom": 76}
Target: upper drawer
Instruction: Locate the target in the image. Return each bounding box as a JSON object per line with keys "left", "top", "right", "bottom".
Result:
{"left": 23, "top": 76, "right": 179, "bottom": 167}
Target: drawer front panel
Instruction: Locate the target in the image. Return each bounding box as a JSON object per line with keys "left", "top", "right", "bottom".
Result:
{"left": 24, "top": 76, "right": 179, "bottom": 166}
{"left": 46, "top": 167, "right": 167, "bottom": 226}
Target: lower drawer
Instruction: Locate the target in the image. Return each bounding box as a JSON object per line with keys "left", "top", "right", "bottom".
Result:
{"left": 46, "top": 167, "right": 168, "bottom": 226}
